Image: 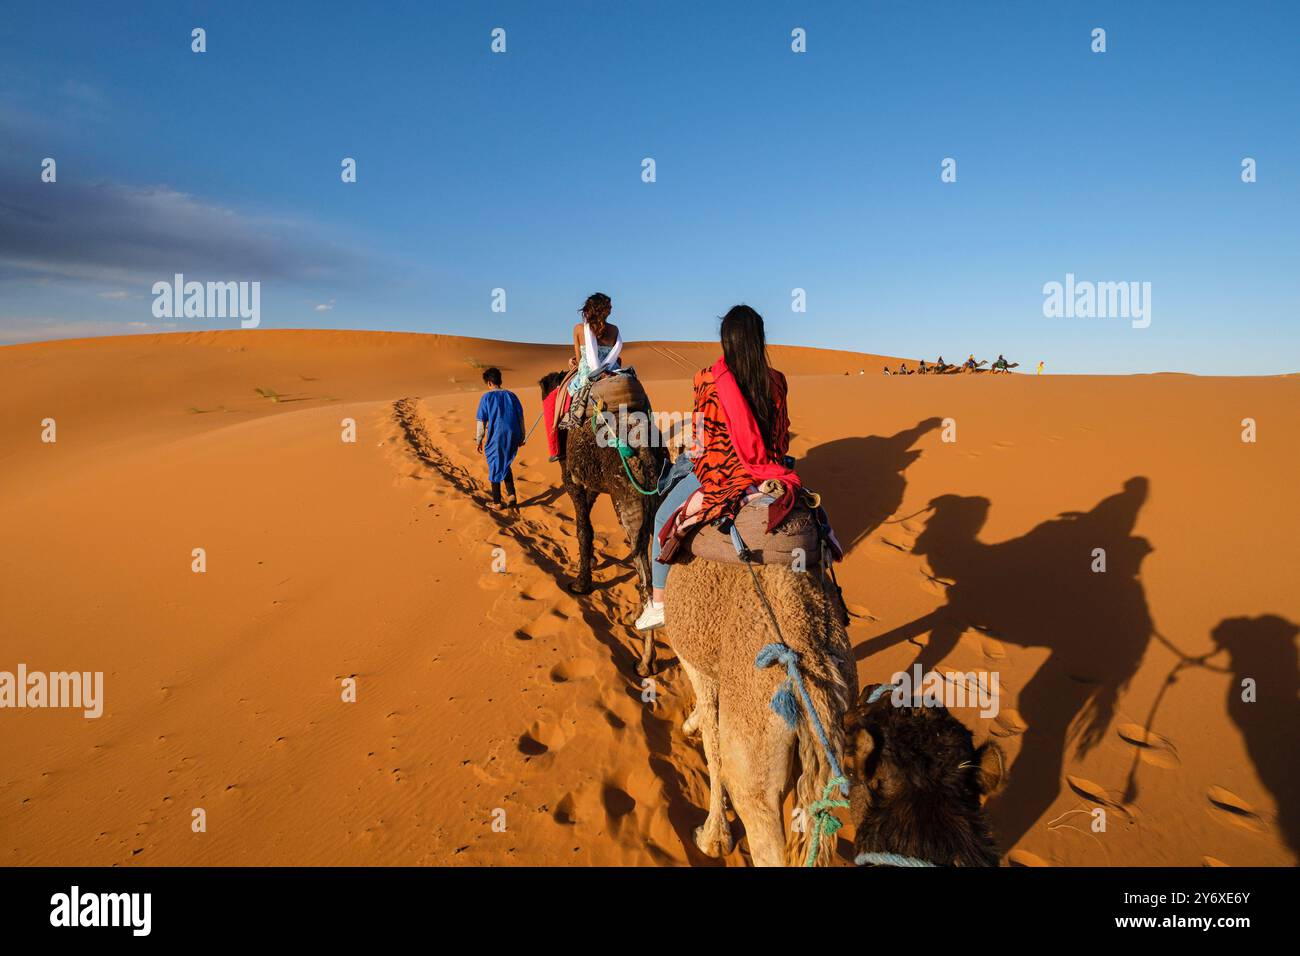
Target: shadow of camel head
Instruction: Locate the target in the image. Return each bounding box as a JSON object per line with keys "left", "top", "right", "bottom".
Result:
{"left": 799, "top": 417, "right": 944, "bottom": 553}
{"left": 1211, "top": 614, "right": 1299, "bottom": 657}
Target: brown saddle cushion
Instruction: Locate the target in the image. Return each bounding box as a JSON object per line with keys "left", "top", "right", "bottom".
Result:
{"left": 562, "top": 371, "right": 649, "bottom": 432}
{"left": 590, "top": 372, "right": 650, "bottom": 415}
{"left": 689, "top": 498, "right": 823, "bottom": 567}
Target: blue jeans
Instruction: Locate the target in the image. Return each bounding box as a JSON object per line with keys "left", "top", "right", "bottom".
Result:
{"left": 652, "top": 464, "right": 701, "bottom": 590}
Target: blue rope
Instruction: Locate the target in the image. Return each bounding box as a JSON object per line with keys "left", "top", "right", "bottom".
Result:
{"left": 866, "top": 683, "right": 899, "bottom": 704}
{"left": 854, "top": 851, "right": 937, "bottom": 868}
{"left": 755, "top": 642, "right": 853, "bottom": 867}
{"left": 754, "top": 643, "right": 849, "bottom": 798}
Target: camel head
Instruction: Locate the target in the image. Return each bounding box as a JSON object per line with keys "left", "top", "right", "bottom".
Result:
{"left": 843, "top": 684, "right": 1003, "bottom": 867}
{"left": 538, "top": 370, "right": 566, "bottom": 399}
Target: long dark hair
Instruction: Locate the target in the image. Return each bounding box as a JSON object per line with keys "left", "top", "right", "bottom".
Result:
{"left": 720, "top": 305, "right": 777, "bottom": 452}
{"left": 580, "top": 293, "right": 612, "bottom": 337}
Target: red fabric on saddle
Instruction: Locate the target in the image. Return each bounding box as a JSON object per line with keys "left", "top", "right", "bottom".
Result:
{"left": 711, "top": 357, "right": 802, "bottom": 531}
{"left": 542, "top": 387, "right": 564, "bottom": 458}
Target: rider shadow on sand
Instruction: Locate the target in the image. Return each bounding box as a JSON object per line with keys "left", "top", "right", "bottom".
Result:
{"left": 856, "top": 476, "right": 1155, "bottom": 851}
{"left": 799, "top": 417, "right": 944, "bottom": 553}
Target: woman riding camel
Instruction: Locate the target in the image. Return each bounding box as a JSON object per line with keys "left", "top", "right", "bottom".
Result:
{"left": 541, "top": 292, "right": 625, "bottom": 460}
{"left": 635, "top": 304, "right": 799, "bottom": 631}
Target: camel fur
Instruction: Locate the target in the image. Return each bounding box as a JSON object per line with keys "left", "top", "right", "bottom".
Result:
{"left": 667, "top": 556, "right": 856, "bottom": 866}
{"left": 540, "top": 371, "right": 665, "bottom": 675}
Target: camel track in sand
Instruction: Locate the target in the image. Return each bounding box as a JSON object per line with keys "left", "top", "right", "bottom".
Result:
{"left": 390, "top": 397, "right": 745, "bottom": 866}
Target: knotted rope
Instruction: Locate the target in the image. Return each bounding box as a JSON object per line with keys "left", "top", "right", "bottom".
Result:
{"left": 854, "top": 851, "right": 937, "bottom": 868}
{"left": 755, "top": 641, "right": 850, "bottom": 867}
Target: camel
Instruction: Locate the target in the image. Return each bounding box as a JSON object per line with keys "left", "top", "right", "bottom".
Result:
{"left": 667, "top": 549, "right": 856, "bottom": 866}
{"left": 844, "top": 684, "right": 1002, "bottom": 866}
{"left": 539, "top": 371, "right": 665, "bottom": 675}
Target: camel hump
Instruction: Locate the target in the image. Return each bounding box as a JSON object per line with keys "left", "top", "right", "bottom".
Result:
{"left": 590, "top": 372, "right": 651, "bottom": 414}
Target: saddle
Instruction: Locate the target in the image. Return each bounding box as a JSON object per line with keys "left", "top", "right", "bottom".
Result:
{"left": 557, "top": 369, "right": 648, "bottom": 432}
{"left": 689, "top": 496, "right": 826, "bottom": 567}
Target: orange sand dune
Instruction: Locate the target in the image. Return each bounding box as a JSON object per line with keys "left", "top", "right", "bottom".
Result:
{"left": 1, "top": 330, "right": 1296, "bottom": 867}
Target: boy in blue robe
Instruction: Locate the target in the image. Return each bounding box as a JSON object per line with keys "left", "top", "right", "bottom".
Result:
{"left": 475, "top": 367, "right": 526, "bottom": 509}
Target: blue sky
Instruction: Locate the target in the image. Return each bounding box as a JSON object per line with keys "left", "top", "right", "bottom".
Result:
{"left": 1, "top": 1, "right": 1297, "bottom": 373}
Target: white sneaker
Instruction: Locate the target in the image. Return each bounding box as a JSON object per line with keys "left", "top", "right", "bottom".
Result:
{"left": 635, "top": 602, "right": 665, "bottom": 631}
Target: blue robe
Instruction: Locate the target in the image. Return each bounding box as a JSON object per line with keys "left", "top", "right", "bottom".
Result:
{"left": 476, "top": 389, "right": 525, "bottom": 483}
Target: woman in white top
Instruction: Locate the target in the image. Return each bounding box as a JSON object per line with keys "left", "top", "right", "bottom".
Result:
{"left": 568, "top": 292, "right": 623, "bottom": 396}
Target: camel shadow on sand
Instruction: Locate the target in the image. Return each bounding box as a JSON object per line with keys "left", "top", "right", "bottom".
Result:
{"left": 855, "top": 476, "right": 1156, "bottom": 850}
{"left": 1211, "top": 614, "right": 1300, "bottom": 858}
{"left": 799, "top": 417, "right": 944, "bottom": 553}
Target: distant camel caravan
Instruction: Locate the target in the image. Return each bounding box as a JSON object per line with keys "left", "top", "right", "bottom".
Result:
{"left": 889, "top": 355, "right": 1021, "bottom": 375}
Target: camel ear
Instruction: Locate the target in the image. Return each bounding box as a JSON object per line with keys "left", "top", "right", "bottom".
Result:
{"left": 842, "top": 712, "right": 876, "bottom": 783}
{"left": 972, "top": 741, "right": 1005, "bottom": 799}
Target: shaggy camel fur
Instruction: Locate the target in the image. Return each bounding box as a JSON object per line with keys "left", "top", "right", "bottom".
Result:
{"left": 540, "top": 372, "right": 665, "bottom": 675}
{"left": 844, "top": 684, "right": 1002, "bottom": 866}
{"left": 667, "top": 556, "right": 856, "bottom": 866}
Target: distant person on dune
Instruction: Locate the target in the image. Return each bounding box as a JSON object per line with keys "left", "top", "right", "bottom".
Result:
{"left": 1036, "top": 360, "right": 1045, "bottom": 375}
{"left": 475, "top": 367, "right": 525, "bottom": 510}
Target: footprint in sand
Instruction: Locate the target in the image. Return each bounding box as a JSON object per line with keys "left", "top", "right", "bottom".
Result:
{"left": 553, "top": 793, "right": 579, "bottom": 825}
{"left": 1115, "top": 723, "right": 1180, "bottom": 769}
{"left": 990, "top": 708, "right": 1027, "bottom": 737}
{"left": 931, "top": 666, "right": 989, "bottom": 699}
{"left": 957, "top": 628, "right": 1004, "bottom": 661}
{"left": 921, "top": 573, "right": 955, "bottom": 595}
{"left": 601, "top": 782, "right": 637, "bottom": 826}
{"left": 550, "top": 659, "right": 597, "bottom": 683}
{"left": 518, "top": 732, "right": 549, "bottom": 755}
{"left": 1066, "top": 775, "right": 1125, "bottom": 810}
{"left": 1007, "top": 849, "right": 1051, "bottom": 867}
{"left": 522, "top": 715, "right": 569, "bottom": 754}
{"left": 844, "top": 601, "right": 878, "bottom": 623}
{"left": 1206, "top": 786, "right": 1266, "bottom": 833}
{"left": 513, "top": 609, "right": 571, "bottom": 642}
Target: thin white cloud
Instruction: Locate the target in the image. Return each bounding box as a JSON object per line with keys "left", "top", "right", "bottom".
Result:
{"left": 0, "top": 317, "right": 178, "bottom": 346}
